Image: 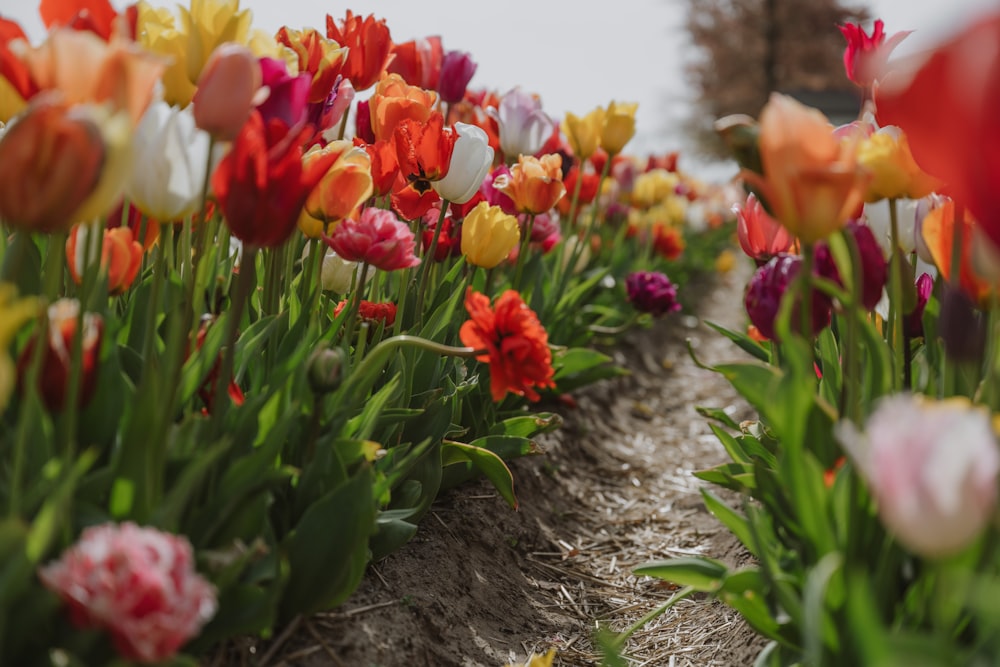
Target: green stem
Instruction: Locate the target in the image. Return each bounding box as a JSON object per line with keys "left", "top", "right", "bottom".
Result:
{"left": 342, "top": 261, "right": 370, "bottom": 347}
{"left": 887, "top": 198, "right": 905, "bottom": 391}
{"left": 211, "top": 245, "right": 258, "bottom": 434}
{"left": 607, "top": 586, "right": 696, "bottom": 651}
{"left": 511, "top": 213, "right": 536, "bottom": 292}
{"left": 415, "top": 202, "right": 450, "bottom": 325}
{"left": 553, "top": 157, "right": 611, "bottom": 309}
{"left": 190, "top": 137, "right": 216, "bottom": 272}
{"left": 799, "top": 242, "right": 815, "bottom": 341}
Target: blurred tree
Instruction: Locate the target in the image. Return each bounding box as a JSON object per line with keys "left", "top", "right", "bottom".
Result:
{"left": 684, "top": 0, "right": 870, "bottom": 156}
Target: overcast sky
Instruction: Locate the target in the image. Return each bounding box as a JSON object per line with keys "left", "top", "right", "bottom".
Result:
{"left": 3, "top": 0, "right": 996, "bottom": 175}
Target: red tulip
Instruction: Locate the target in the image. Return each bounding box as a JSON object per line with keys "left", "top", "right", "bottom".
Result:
{"left": 839, "top": 19, "right": 911, "bottom": 90}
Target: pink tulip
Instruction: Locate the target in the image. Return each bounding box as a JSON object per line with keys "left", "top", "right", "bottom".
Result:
{"left": 323, "top": 207, "right": 421, "bottom": 271}
{"left": 192, "top": 43, "right": 262, "bottom": 140}
{"left": 837, "top": 394, "right": 1000, "bottom": 558}
{"left": 38, "top": 522, "right": 217, "bottom": 663}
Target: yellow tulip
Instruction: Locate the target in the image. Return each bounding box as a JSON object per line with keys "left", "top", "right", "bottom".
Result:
{"left": 0, "top": 284, "right": 42, "bottom": 412}
{"left": 461, "top": 202, "right": 520, "bottom": 269}
{"left": 179, "top": 0, "right": 253, "bottom": 85}
{"left": 857, "top": 127, "right": 941, "bottom": 202}
{"left": 0, "top": 77, "right": 27, "bottom": 123}
{"left": 562, "top": 107, "right": 604, "bottom": 160}
{"left": 600, "top": 101, "right": 638, "bottom": 155}
{"left": 631, "top": 169, "right": 679, "bottom": 209}
{"left": 136, "top": 1, "right": 198, "bottom": 106}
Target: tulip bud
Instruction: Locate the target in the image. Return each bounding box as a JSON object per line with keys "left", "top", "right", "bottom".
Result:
{"left": 744, "top": 254, "right": 832, "bottom": 341}
{"left": 193, "top": 44, "right": 262, "bottom": 141}
{"left": 320, "top": 248, "right": 358, "bottom": 293}
{"left": 17, "top": 299, "right": 103, "bottom": 412}
{"left": 307, "top": 345, "right": 346, "bottom": 394}
{"left": 437, "top": 50, "right": 477, "bottom": 104}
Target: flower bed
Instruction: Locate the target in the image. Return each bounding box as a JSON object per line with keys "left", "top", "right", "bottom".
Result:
{"left": 0, "top": 1, "right": 735, "bottom": 664}
{"left": 626, "top": 13, "right": 1000, "bottom": 667}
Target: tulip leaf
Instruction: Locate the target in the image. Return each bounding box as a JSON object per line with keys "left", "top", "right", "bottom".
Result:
{"left": 701, "top": 488, "right": 754, "bottom": 553}
{"left": 279, "top": 464, "right": 376, "bottom": 620}
{"left": 634, "top": 557, "right": 729, "bottom": 592}
{"left": 704, "top": 320, "right": 770, "bottom": 362}
{"left": 442, "top": 440, "right": 518, "bottom": 510}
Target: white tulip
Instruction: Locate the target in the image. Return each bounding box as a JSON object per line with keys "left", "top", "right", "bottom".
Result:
{"left": 433, "top": 122, "right": 494, "bottom": 204}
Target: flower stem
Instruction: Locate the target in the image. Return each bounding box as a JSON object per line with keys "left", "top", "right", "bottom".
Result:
{"left": 342, "top": 261, "right": 370, "bottom": 346}
{"left": 415, "top": 202, "right": 449, "bottom": 326}
{"left": 211, "top": 245, "right": 258, "bottom": 434}
{"left": 511, "top": 213, "right": 536, "bottom": 292}
{"left": 887, "top": 198, "right": 905, "bottom": 391}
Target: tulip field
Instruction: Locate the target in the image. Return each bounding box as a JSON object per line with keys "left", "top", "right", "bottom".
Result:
{"left": 1, "top": 0, "right": 999, "bottom": 665}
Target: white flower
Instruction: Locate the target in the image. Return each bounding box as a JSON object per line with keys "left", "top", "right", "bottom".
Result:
{"left": 488, "top": 87, "right": 553, "bottom": 158}
{"left": 432, "top": 122, "right": 494, "bottom": 204}
{"left": 127, "top": 101, "right": 211, "bottom": 221}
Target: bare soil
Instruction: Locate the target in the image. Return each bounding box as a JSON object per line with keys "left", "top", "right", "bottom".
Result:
{"left": 221, "top": 264, "right": 766, "bottom": 667}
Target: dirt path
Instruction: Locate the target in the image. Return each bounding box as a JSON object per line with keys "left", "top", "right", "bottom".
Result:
{"left": 244, "top": 264, "right": 764, "bottom": 667}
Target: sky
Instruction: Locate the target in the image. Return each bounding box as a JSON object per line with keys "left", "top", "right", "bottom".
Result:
{"left": 3, "top": 0, "right": 997, "bottom": 177}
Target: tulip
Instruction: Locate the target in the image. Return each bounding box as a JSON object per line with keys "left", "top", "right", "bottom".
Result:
{"left": 600, "top": 101, "right": 638, "bottom": 155}
{"left": 748, "top": 93, "right": 870, "bottom": 244}
{"left": 437, "top": 50, "right": 477, "bottom": 104}
{"left": 461, "top": 202, "right": 520, "bottom": 269}
{"left": 16, "top": 27, "right": 165, "bottom": 124}
{"left": 480, "top": 165, "right": 517, "bottom": 215}
{"left": 275, "top": 27, "right": 347, "bottom": 104}
{"left": 0, "top": 18, "right": 38, "bottom": 122}
{"left": 0, "top": 96, "right": 132, "bottom": 233}
{"left": 393, "top": 113, "right": 456, "bottom": 190}
{"left": 839, "top": 19, "right": 911, "bottom": 90}
{"left": 814, "top": 221, "right": 887, "bottom": 310}
{"left": 325, "top": 11, "right": 393, "bottom": 93}
{"left": 387, "top": 36, "right": 443, "bottom": 90}
{"left": 525, "top": 212, "right": 561, "bottom": 253}
{"left": 323, "top": 207, "right": 421, "bottom": 271}
{"left": 355, "top": 98, "right": 375, "bottom": 143}
{"left": 433, "top": 122, "right": 494, "bottom": 204}
{"left": 38, "top": 522, "right": 217, "bottom": 663}
{"left": 489, "top": 87, "right": 554, "bottom": 159}
{"left": 0, "top": 284, "right": 42, "bottom": 413}
{"left": 308, "top": 77, "right": 354, "bottom": 142}
{"left": 876, "top": 13, "right": 1000, "bottom": 250}
{"left": 631, "top": 169, "right": 680, "bottom": 209}
{"left": 181, "top": 0, "right": 253, "bottom": 85}
{"left": 17, "top": 299, "right": 103, "bottom": 412}
{"left": 256, "top": 57, "right": 311, "bottom": 128}
{"left": 299, "top": 141, "right": 374, "bottom": 237}
{"left": 744, "top": 254, "right": 832, "bottom": 341}
{"left": 920, "top": 198, "right": 991, "bottom": 304}
{"left": 494, "top": 154, "right": 566, "bottom": 215}
{"left": 66, "top": 225, "right": 144, "bottom": 295}
{"left": 562, "top": 107, "right": 604, "bottom": 160}
{"left": 857, "top": 126, "right": 941, "bottom": 202}
{"left": 362, "top": 139, "right": 400, "bottom": 198}
{"left": 420, "top": 207, "right": 462, "bottom": 262}
{"left": 127, "top": 101, "right": 211, "bottom": 221}
{"left": 368, "top": 74, "right": 437, "bottom": 143}
{"left": 836, "top": 394, "right": 999, "bottom": 558}
{"left": 192, "top": 43, "right": 262, "bottom": 141}
{"left": 302, "top": 245, "right": 357, "bottom": 293}
{"left": 626, "top": 271, "right": 681, "bottom": 317}
{"left": 134, "top": 3, "right": 197, "bottom": 106}
{"left": 904, "top": 273, "right": 933, "bottom": 339}
{"left": 212, "top": 111, "right": 337, "bottom": 248}
{"left": 38, "top": 0, "right": 120, "bottom": 40}
{"left": 735, "top": 192, "right": 796, "bottom": 263}
{"left": 652, "top": 223, "right": 685, "bottom": 261}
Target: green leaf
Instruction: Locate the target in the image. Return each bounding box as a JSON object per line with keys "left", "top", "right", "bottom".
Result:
{"left": 696, "top": 405, "right": 741, "bottom": 430}
{"left": 634, "top": 557, "right": 728, "bottom": 592}
{"left": 705, "top": 320, "right": 770, "bottom": 362}
{"left": 442, "top": 440, "right": 519, "bottom": 509}
{"left": 700, "top": 488, "right": 754, "bottom": 554}
{"left": 489, "top": 413, "right": 563, "bottom": 438}
{"left": 279, "top": 465, "right": 376, "bottom": 620}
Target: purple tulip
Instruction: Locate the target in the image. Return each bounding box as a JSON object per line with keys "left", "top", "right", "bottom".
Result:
{"left": 626, "top": 271, "right": 681, "bottom": 317}
{"left": 745, "top": 254, "right": 832, "bottom": 341}
{"left": 438, "top": 50, "right": 477, "bottom": 104}
{"left": 815, "top": 221, "right": 888, "bottom": 311}
{"left": 355, "top": 99, "right": 375, "bottom": 144}
{"left": 904, "top": 272, "right": 933, "bottom": 338}
{"left": 256, "top": 57, "right": 310, "bottom": 128}
{"left": 480, "top": 165, "right": 518, "bottom": 215}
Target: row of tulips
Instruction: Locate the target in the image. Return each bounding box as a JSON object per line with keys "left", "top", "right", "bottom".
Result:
{"left": 0, "top": 0, "right": 736, "bottom": 664}
{"left": 620, "top": 13, "right": 1000, "bottom": 667}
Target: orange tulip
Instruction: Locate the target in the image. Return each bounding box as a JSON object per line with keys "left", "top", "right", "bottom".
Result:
{"left": 14, "top": 27, "right": 165, "bottom": 125}
{"left": 66, "top": 224, "right": 143, "bottom": 295}
{"left": 325, "top": 11, "right": 392, "bottom": 92}
{"left": 920, "top": 198, "right": 991, "bottom": 303}
{"left": 493, "top": 154, "right": 566, "bottom": 215}
{"left": 0, "top": 18, "right": 37, "bottom": 121}
{"left": 299, "top": 141, "right": 374, "bottom": 237}
{"left": 40, "top": 0, "right": 119, "bottom": 41}
{"left": 0, "top": 96, "right": 106, "bottom": 233}
{"left": 360, "top": 138, "right": 400, "bottom": 198}
{"left": 748, "top": 93, "right": 869, "bottom": 244}
{"left": 393, "top": 113, "right": 456, "bottom": 188}
{"left": 275, "top": 27, "right": 347, "bottom": 104}
{"left": 387, "top": 36, "right": 443, "bottom": 90}
{"left": 368, "top": 73, "right": 437, "bottom": 143}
